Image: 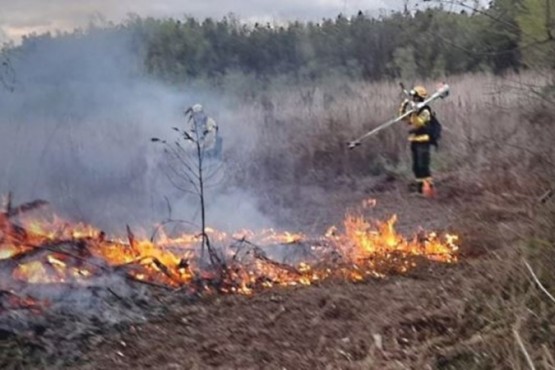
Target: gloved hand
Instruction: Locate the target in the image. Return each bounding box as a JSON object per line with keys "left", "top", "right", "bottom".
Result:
{"left": 410, "top": 101, "right": 423, "bottom": 111}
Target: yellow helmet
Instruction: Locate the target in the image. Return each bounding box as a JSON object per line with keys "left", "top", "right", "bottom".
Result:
{"left": 410, "top": 86, "right": 428, "bottom": 99}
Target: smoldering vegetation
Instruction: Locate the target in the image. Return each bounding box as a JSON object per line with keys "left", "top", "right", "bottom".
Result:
{"left": 0, "top": 10, "right": 554, "bottom": 369}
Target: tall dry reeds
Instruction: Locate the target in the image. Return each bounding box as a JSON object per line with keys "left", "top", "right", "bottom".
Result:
{"left": 224, "top": 70, "right": 555, "bottom": 368}
{"left": 229, "top": 72, "right": 551, "bottom": 195}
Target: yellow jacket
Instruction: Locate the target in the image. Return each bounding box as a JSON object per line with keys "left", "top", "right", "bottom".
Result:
{"left": 400, "top": 101, "right": 431, "bottom": 142}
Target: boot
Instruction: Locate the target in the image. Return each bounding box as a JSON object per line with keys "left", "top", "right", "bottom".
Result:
{"left": 422, "top": 180, "right": 436, "bottom": 198}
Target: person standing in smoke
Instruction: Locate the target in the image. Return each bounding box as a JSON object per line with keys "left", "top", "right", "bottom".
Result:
{"left": 184, "top": 104, "right": 222, "bottom": 159}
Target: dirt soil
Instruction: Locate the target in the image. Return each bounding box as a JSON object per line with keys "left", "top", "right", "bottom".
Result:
{"left": 70, "top": 176, "right": 505, "bottom": 370}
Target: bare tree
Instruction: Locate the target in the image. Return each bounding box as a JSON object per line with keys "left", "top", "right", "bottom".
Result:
{"left": 151, "top": 112, "right": 224, "bottom": 267}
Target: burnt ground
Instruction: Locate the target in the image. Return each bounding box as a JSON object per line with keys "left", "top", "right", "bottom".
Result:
{"left": 3, "top": 174, "right": 521, "bottom": 369}
{"left": 76, "top": 266, "right": 467, "bottom": 370}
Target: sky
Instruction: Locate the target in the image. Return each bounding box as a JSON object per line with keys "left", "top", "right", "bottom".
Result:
{"left": 0, "top": 0, "right": 410, "bottom": 44}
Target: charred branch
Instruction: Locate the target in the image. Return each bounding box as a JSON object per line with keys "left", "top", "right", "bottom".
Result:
{"left": 4, "top": 199, "right": 49, "bottom": 219}
{"left": 232, "top": 239, "right": 302, "bottom": 276}
{"left": 0, "top": 240, "right": 95, "bottom": 271}
{"left": 126, "top": 225, "right": 139, "bottom": 255}
{"left": 149, "top": 219, "right": 199, "bottom": 243}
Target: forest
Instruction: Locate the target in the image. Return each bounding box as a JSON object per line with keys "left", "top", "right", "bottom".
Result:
{"left": 7, "top": 0, "right": 554, "bottom": 83}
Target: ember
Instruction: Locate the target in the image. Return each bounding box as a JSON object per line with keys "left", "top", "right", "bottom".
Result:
{"left": 0, "top": 197, "right": 458, "bottom": 307}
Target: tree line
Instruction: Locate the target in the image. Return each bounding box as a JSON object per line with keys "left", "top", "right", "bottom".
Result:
{"left": 8, "top": 0, "right": 555, "bottom": 83}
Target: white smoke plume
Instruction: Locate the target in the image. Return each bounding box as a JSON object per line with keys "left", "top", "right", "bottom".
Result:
{"left": 0, "top": 28, "right": 271, "bottom": 235}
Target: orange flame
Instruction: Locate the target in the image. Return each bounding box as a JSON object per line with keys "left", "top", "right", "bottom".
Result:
{"left": 1, "top": 200, "right": 459, "bottom": 298}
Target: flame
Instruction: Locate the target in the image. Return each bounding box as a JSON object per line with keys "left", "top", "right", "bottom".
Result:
{"left": 339, "top": 213, "right": 457, "bottom": 263}
{"left": 14, "top": 261, "right": 56, "bottom": 284}
{"left": 0, "top": 199, "right": 459, "bottom": 305}
{"left": 0, "top": 244, "right": 18, "bottom": 260}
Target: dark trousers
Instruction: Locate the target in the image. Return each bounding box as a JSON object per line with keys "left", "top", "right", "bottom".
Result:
{"left": 410, "top": 142, "right": 431, "bottom": 181}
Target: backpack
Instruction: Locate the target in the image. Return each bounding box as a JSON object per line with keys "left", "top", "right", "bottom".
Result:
{"left": 420, "top": 106, "right": 442, "bottom": 148}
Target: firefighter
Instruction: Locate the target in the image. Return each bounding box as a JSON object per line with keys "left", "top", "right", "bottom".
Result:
{"left": 184, "top": 104, "right": 222, "bottom": 159}
{"left": 400, "top": 86, "right": 435, "bottom": 197}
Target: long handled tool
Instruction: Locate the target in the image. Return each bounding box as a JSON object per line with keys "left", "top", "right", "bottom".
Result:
{"left": 347, "top": 83, "right": 450, "bottom": 149}
{"left": 399, "top": 82, "right": 411, "bottom": 98}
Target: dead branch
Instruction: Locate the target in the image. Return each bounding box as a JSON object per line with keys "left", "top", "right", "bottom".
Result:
{"left": 539, "top": 189, "right": 554, "bottom": 204}
{"left": 513, "top": 326, "right": 537, "bottom": 370}
{"left": 114, "top": 256, "right": 177, "bottom": 282}
{"left": 149, "top": 219, "right": 198, "bottom": 243}
{"left": 150, "top": 258, "right": 175, "bottom": 279}
{"left": 164, "top": 195, "right": 172, "bottom": 219}
{"left": 233, "top": 238, "right": 303, "bottom": 276}
{"left": 523, "top": 259, "right": 555, "bottom": 305}
{"left": 106, "top": 288, "right": 132, "bottom": 309}
{"left": 126, "top": 225, "right": 138, "bottom": 254}
{"left": 204, "top": 234, "right": 224, "bottom": 269}
{"left": 3, "top": 199, "right": 49, "bottom": 219}
{"left": 161, "top": 167, "right": 198, "bottom": 194}
{"left": 0, "top": 240, "right": 94, "bottom": 270}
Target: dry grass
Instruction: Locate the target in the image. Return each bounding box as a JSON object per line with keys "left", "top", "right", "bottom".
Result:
{"left": 224, "top": 71, "right": 555, "bottom": 368}
{"left": 442, "top": 202, "right": 555, "bottom": 370}
{"left": 226, "top": 72, "right": 549, "bottom": 189}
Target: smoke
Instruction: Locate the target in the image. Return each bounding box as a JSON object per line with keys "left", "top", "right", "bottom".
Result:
{"left": 0, "top": 27, "right": 270, "bottom": 234}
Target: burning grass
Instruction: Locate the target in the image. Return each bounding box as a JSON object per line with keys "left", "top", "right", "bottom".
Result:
{"left": 0, "top": 198, "right": 458, "bottom": 309}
